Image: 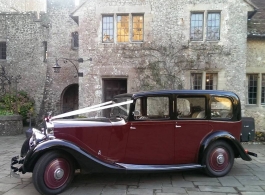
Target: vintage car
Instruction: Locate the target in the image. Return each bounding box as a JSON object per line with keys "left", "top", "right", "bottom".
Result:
{"left": 11, "top": 90, "right": 257, "bottom": 195}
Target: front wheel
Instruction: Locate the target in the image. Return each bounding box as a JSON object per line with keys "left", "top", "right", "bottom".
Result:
{"left": 203, "top": 141, "right": 234, "bottom": 177}
{"left": 33, "top": 151, "right": 75, "bottom": 195}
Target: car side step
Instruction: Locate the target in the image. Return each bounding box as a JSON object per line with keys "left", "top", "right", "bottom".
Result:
{"left": 116, "top": 163, "right": 204, "bottom": 171}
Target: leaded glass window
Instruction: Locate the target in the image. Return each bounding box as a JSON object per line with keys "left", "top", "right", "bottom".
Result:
{"left": 247, "top": 74, "right": 258, "bottom": 104}
{"left": 191, "top": 73, "right": 202, "bottom": 90}
{"left": 117, "top": 15, "right": 129, "bottom": 42}
{"left": 102, "top": 16, "right": 114, "bottom": 43}
{"left": 207, "top": 13, "right": 220, "bottom": 41}
{"left": 190, "top": 13, "right": 203, "bottom": 41}
{"left": 132, "top": 15, "right": 144, "bottom": 41}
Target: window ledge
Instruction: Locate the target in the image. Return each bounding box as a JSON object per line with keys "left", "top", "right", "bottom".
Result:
{"left": 245, "top": 104, "right": 265, "bottom": 109}
{"left": 101, "top": 42, "right": 144, "bottom": 45}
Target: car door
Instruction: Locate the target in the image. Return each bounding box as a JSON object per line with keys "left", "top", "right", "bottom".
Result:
{"left": 124, "top": 96, "right": 175, "bottom": 165}
{"left": 174, "top": 95, "right": 210, "bottom": 164}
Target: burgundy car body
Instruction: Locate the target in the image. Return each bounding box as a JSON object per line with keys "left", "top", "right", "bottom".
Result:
{"left": 11, "top": 90, "right": 257, "bottom": 195}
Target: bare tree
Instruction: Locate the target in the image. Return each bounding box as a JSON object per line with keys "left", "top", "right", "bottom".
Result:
{"left": 122, "top": 38, "right": 230, "bottom": 91}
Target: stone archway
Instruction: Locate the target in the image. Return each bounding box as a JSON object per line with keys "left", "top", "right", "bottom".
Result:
{"left": 61, "top": 84, "right": 79, "bottom": 113}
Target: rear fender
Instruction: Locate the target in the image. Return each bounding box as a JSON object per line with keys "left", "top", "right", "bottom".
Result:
{"left": 22, "top": 139, "right": 124, "bottom": 173}
{"left": 198, "top": 131, "right": 252, "bottom": 164}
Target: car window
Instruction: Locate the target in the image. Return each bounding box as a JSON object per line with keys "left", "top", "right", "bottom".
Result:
{"left": 177, "top": 97, "right": 206, "bottom": 119}
{"left": 110, "top": 97, "right": 131, "bottom": 119}
{"left": 134, "top": 96, "right": 169, "bottom": 120}
{"left": 211, "top": 96, "right": 232, "bottom": 119}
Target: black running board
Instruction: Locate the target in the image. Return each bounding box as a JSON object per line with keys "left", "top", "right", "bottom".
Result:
{"left": 116, "top": 163, "right": 204, "bottom": 171}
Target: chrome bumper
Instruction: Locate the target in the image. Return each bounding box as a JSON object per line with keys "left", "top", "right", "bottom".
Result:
{"left": 10, "top": 156, "right": 24, "bottom": 178}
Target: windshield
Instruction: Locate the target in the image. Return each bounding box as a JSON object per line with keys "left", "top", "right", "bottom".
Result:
{"left": 110, "top": 97, "right": 132, "bottom": 119}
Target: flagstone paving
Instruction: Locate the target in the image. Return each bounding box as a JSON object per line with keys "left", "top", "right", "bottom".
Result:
{"left": 0, "top": 134, "right": 264, "bottom": 195}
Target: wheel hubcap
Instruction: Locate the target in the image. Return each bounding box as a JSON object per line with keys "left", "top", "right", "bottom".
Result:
{"left": 54, "top": 168, "right": 64, "bottom": 180}
{"left": 44, "top": 158, "right": 71, "bottom": 189}
{"left": 209, "top": 147, "right": 229, "bottom": 172}
{"left": 217, "top": 154, "right": 225, "bottom": 165}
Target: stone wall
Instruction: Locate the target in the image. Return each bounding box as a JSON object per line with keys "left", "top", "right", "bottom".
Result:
{"left": 44, "top": 0, "right": 79, "bottom": 116}
{"left": 75, "top": 0, "right": 254, "bottom": 114}
{"left": 0, "top": 0, "right": 46, "bottom": 12}
{"left": 0, "top": 0, "right": 263, "bottom": 132}
{"left": 0, "top": 115, "right": 23, "bottom": 136}
{"left": 246, "top": 38, "right": 265, "bottom": 132}
{"left": 0, "top": 0, "right": 79, "bottom": 122}
{"left": 0, "top": 11, "right": 49, "bottom": 122}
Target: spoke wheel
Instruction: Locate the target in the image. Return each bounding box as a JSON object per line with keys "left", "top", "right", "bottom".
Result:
{"left": 33, "top": 151, "right": 74, "bottom": 195}
{"left": 203, "top": 141, "right": 234, "bottom": 177}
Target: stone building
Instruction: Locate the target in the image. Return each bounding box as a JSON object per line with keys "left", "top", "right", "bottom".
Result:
{"left": 0, "top": 0, "right": 264, "bottom": 132}
{"left": 246, "top": 0, "right": 265, "bottom": 133}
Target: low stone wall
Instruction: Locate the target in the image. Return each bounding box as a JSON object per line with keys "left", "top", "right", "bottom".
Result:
{"left": 0, "top": 115, "right": 23, "bottom": 136}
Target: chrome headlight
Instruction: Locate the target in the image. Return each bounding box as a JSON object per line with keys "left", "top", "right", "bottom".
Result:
{"left": 46, "top": 121, "right": 54, "bottom": 135}
{"left": 29, "top": 128, "right": 46, "bottom": 148}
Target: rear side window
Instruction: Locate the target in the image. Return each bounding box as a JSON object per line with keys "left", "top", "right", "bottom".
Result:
{"left": 176, "top": 96, "right": 206, "bottom": 119}
{"left": 134, "top": 96, "right": 169, "bottom": 120}
{"left": 211, "top": 96, "right": 232, "bottom": 119}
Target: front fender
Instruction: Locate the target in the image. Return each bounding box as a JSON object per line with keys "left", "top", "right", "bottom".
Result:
{"left": 22, "top": 139, "right": 124, "bottom": 173}
{"left": 198, "top": 131, "right": 252, "bottom": 163}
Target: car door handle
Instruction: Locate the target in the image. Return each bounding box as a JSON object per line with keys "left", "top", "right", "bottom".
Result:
{"left": 175, "top": 125, "right": 181, "bottom": 128}
{"left": 130, "top": 126, "right": 136, "bottom": 130}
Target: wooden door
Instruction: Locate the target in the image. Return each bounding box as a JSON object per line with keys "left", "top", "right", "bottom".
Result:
{"left": 103, "top": 79, "right": 127, "bottom": 116}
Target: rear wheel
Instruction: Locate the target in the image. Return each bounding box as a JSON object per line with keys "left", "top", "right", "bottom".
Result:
{"left": 203, "top": 141, "right": 234, "bottom": 177}
{"left": 33, "top": 151, "right": 75, "bottom": 195}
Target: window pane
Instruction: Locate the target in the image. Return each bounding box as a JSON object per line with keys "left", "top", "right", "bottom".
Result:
{"left": 177, "top": 97, "right": 206, "bottom": 119}
{"left": 207, "top": 13, "right": 220, "bottom": 41}
{"left": 147, "top": 97, "right": 169, "bottom": 117}
{"left": 117, "top": 15, "right": 129, "bottom": 42}
{"left": 102, "top": 16, "right": 114, "bottom": 42}
{"left": 132, "top": 15, "right": 144, "bottom": 41}
{"left": 247, "top": 74, "right": 258, "bottom": 104}
{"left": 0, "top": 42, "right": 6, "bottom": 59}
{"left": 191, "top": 73, "right": 202, "bottom": 90}
{"left": 262, "top": 74, "right": 265, "bottom": 104}
{"left": 211, "top": 96, "right": 232, "bottom": 119}
{"left": 206, "top": 73, "right": 218, "bottom": 90}
{"left": 190, "top": 13, "right": 203, "bottom": 41}
{"left": 134, "top": 97, "right": 169, "bottom": 120}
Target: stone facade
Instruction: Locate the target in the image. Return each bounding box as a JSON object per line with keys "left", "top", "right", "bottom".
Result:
{"left": 246, "top": 0, "right": 265, "bottom": 132}
{"left": 0, "top": 0, "right": 79, "bottom": 121}
{"left": 0, "top": 115, "right": 23, "bottom": 135}
{"left": 0, "top": 0, "right": 264, "bottom": 133}
{"left": 0, "top": 10, "right": 48, "bottom": 121}
{"left": 0, "top": 0, "right": 46, "bottom": 13}
{"left": 75, "top": 0, "right": 253, "bottom": 112}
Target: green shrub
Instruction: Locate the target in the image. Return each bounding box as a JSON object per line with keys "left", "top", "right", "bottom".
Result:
{"left": 255, "top": 131, "right": 265, "bottom": 142}
{"left": 0, "top": 109, "right": 13, "bottom": 116}
{"left": 0, "top": 91, "right": 35, "bottom": 124}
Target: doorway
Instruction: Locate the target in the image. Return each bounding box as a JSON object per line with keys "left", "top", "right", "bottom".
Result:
{"left": 103, "top": 78, "right": 127, "bottom": 116}
{"left": 61, "top": 84, "right": 79, "bottom": 113}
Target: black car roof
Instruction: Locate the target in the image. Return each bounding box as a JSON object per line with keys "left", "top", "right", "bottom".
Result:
{"left": 114, "top": 90, "right": 240, "bottom": 100}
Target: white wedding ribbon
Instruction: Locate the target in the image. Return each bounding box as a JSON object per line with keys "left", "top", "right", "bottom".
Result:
{"left": 51, "top": 100, "right": 133, "bottom": 120}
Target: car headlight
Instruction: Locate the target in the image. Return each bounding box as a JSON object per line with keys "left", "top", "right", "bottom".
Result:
{"left": 29, "top": 128, "right": 45, "bottom": 148}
